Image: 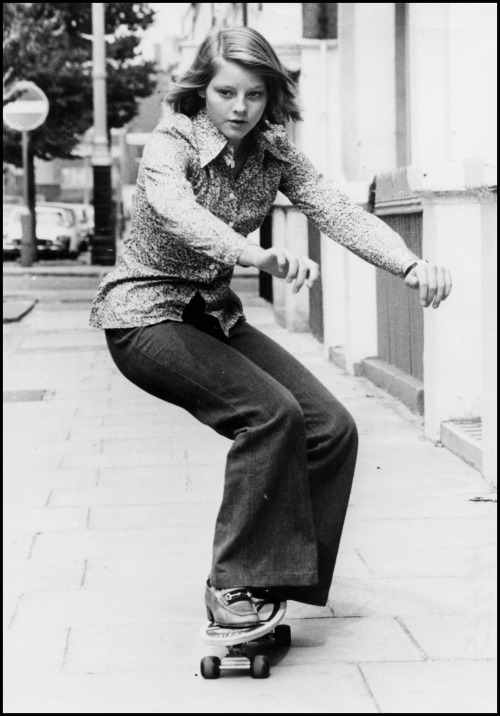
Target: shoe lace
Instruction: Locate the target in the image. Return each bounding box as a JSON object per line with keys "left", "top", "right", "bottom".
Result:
{"left": 223, "top": 588, "right": 253, "bottom": 604}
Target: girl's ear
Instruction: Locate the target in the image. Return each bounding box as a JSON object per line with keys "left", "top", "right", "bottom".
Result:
{"left": 198, "top": 88, "right": 207, "bottom": 99}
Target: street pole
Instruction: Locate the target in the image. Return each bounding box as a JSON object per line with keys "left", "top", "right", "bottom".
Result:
{"left": 3, "top": 79, "right": 48, "bottom": 266}
{"left": 91, "top": 2, "right": 116, "bottom": 266}
{"left": 20, "top": 130, "right": 37, "bottom": 267}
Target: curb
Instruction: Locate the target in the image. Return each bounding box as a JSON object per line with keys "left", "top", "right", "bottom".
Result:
{"left": 3, "top": 299, "right": 38, "bottom": 323}
{"left": 3, "top": 264, "right": 258, "bottom": 279}
{"left": 3, "top": 265, "right": 112, "bottom": 278}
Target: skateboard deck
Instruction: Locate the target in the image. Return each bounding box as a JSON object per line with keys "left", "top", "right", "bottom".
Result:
{"left": 199, "top": 600, "right": 290, "bottom": 678}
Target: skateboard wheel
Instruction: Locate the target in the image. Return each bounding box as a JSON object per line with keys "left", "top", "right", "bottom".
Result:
{"left": 250, "top": 654, "right": 270, "bottom": 679}
{"left": 200, "top": 655, "right": 221, "bottom": 679}
{"left": 274, "top": 624, "right": 291, "bottom": 647}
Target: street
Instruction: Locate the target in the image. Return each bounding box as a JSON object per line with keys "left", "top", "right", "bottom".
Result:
{"left": 3, "top": 270, "right": 497, "bottom": 713}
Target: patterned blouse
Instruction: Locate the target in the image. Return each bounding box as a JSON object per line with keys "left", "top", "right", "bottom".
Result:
{"left": 89, "top": 108, "right": 418, "bottom": 334}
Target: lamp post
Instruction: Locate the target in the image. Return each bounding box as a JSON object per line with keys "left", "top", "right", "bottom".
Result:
{"left": 91, "top": 2, "right": 115, "bottom": 265}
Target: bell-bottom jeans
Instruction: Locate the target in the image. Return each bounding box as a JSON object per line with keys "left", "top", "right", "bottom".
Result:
{"left": 105, "top": 305, "right": 358, "bottom": 606}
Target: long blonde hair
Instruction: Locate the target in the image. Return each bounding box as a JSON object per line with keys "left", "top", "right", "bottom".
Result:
{"left": 165, "top": 26, "right": 302, "bottom": 126}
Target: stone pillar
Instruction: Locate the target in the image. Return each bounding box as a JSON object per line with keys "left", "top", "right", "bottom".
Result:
{"left": 271, "top": 204, "right": 286, "bottom": 327}
{"left": 419, "top": 192, "right": 483, "bottom": 440}
{"left": 271, "top": 198, "right": 310, "bottom": 332}
{"left": 321, "top": 234, "right": 346, "bottom": 363}
{"left": 343, "top": 251, "right": 378, "bottom": 375}
{"left": 480, "top": 193, "right": 497, "bottom": 487}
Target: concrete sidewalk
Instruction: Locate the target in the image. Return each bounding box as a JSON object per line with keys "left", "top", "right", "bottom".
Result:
{"left": 3, "top": 282, "right": 497, "bottom": 713}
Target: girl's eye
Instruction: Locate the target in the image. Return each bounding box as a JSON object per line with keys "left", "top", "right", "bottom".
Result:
{"left": 217, "top": 90, "right": 264, "bottom": 98}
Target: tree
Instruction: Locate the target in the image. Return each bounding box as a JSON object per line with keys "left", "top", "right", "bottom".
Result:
{"left": 3, "top": 3, "right": 157, "bottom": 167}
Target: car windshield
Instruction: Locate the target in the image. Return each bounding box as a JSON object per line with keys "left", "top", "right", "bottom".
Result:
{"left": 36, "top": 211, "right": 66, "bottom": 227}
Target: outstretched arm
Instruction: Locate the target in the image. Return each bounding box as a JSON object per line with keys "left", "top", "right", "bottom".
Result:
{"left": 270, "top": 127, "right": 452, "bottom": 307}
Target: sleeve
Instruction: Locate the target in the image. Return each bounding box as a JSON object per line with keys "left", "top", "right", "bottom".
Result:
{"left": 277, "top": 134, "right": 419, "bottom": 277}
{"left": 140, "top": 125, "right": 248, "bottom": 267}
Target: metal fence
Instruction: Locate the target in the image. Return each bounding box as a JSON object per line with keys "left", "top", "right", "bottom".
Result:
{"left": 376, "top": 211, "right": 424, "bottom": 380}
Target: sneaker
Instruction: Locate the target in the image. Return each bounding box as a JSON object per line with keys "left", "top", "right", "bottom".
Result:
{"left": 205, "top": 581, "right": 260, "bottom": 627}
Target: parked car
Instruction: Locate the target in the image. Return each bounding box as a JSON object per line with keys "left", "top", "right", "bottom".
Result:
{"left": 3, "top": 204, "right": 23, "bottom": 259}
{"left": 39, "top": 202, "right": 94, "bottom": 254}
{"left": 3, "top": 205, "right": 74, "bottom": 259}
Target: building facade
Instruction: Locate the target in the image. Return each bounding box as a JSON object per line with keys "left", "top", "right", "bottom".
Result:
{"left": 181, "top": 3, "right": 497, "bottom": 487}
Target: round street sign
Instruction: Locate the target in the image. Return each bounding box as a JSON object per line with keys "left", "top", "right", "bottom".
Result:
{"left": 3, "top": 80, "right": 49, "bottom": 132}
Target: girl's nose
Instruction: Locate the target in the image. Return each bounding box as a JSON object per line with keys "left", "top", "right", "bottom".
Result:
{"left": 233, "top": 95, "right": 247, "bottom": 113}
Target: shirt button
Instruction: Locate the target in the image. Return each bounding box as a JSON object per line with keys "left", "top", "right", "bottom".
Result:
{"left": 209, "top": 263, "right": 216, "bottom": 270}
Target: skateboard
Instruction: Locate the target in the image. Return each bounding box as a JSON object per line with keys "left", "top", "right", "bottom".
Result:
{"left": 199, "top": 600, "right": 290, "bottom": 679}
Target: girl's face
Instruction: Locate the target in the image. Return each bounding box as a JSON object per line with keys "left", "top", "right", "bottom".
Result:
{"left": 200, "top": 59, "right": 268, "bottom": 150}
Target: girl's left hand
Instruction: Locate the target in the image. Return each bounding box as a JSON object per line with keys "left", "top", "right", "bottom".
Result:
{"left": 404, "top": 260, "right": 453, "bottom": 308}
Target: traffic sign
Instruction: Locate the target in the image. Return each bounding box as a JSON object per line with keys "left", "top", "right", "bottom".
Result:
{"left": 3, "top": 80, "right": 49, "bottom": 132}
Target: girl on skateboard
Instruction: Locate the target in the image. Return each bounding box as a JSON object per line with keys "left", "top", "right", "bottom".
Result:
{"left": 90, "top": 26, "right": 452, "bottom": 627}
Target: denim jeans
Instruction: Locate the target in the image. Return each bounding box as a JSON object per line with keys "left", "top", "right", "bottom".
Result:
{"left": 105, "top": 302, "right": 358, "bottom": 606}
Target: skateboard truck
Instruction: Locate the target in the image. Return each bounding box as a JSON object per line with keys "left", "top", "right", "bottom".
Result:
{"left": 200, "top": 620, "right": 291, "bottom": 679}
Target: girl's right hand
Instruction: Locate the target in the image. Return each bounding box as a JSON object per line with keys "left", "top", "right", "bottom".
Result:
{"left": 238, "top": 246, "right": 320, "bottom": 293}
{"left": 404, "top": 259, "right": 453, "bottom": 308}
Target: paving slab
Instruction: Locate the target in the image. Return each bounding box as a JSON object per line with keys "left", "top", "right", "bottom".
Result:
{"left": 48, "top": 484, "right": 225, "bottom": 508}
{"left": 82, "top": 556, "right": 213, "bottom": 591}
{"left": 4, "top": 507, "right": 88, "bottom": 533}
{"left": 399, "top": 613, "right": 497, "bottom": 660}
{"left": 96, "top": 464, "right": 190, "bottom": 488}
{"left": 360, "top": 660, "right": 497, "bottom": 714}
{"left": 12, "top": 586, "right": 205, "bottom": 630}
{"left": 88, "top": 503, "right": 220, "bottom": 530}
{"left": 4, "top": 627, "right": 69, "bottom": 675}
{"left": 3, "top": 663, "right": 379, "bottom": 714}
{"left": 3, "top": 468, "right": 99, "bottom": 490}
{"left": 348, "top": 491, "right": 497, "bottom": 519}
{"left": 328, "top": 576, "right": 496, "bottom": 616}
{"left": 30, "top": 527, "right": 215, "bottom": 563}
{"left": 3, "top": 485, "right": 52, "bottom": 510}
{"left": 5, "top": 556, "right": 86, "bottom": 593}
{"left": 357, "top": 543, "right": 497, "bottom": 578}
{"left": 340, "top": 515, "right": 496, "bottom": 549}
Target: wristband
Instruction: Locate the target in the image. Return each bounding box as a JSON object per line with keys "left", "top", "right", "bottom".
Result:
{"left": 403, "top": 262, "right": 418, "bottom": 278}
{"left": 403, "top": 259, "right": 429, "bottom": 278}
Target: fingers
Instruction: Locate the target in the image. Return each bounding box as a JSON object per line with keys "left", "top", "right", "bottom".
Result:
{"left": 262, "top": 249, "right": 319, "bottom": 291}
{"left": 421, "top": 262, "right": 437, "bottom": 307}
{"left": 409, "top": 261, "right": 453, "bottom": 308}
{"left": 285, "top": 254, "right": 319, "bottom": 293}
{"left": 306, "top": 260, "right": 320, "bottom": 288}
{"left": 285, "top": 252, "right": 299, "bottom": 285}
{"left": 432, "top": 266, "right": 446, "bottom": 308}
{"left": 276, "top": 250, "right": 288, "bottom": 276}
{"left": 443, "top": 269, "right": 453, "bottom": 300}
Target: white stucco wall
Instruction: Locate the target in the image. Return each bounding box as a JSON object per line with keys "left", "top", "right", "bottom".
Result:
{"left": 338, "top": 3, "right": 397, "bottom": 181}
{"left": 480, "top": 195, "right": 497, "bottom": 487}
{"left": 420, "top": 193, "right": 483, "bottom": 439}
{"left": 409, "top": 3, "right": 497, "bottom": 166}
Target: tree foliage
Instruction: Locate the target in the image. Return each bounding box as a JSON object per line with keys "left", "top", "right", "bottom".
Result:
{"left": 3, "top": 2, "right": 157, "bottom": 166}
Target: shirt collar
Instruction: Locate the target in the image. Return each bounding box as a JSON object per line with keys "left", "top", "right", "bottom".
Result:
{"left": 192, "top": 108, "right": 292, "bottom": 168}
